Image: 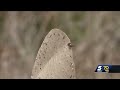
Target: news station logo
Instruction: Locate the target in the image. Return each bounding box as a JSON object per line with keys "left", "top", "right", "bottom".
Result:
{"left": 95, "top": 65, "right": 110, "bottom": 72}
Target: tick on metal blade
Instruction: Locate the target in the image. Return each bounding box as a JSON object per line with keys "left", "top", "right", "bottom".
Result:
{"left": 68, "top": 43, "right": 74, "bottom": 47}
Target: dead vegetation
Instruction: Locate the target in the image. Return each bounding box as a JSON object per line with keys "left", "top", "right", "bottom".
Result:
{"left": 0, "top": 11, "right": 120, "bottom": 79}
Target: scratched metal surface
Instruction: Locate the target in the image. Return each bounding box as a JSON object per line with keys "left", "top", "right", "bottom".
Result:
{"left": 31, "top": 29, "right": 76, "bottom": 79}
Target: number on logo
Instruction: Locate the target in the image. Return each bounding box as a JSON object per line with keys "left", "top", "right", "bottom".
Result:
{"left": 97, "top": 66, "right": 102, "bottom": 72}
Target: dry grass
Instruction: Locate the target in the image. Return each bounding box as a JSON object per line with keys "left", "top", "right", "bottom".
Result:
{"left": 0, "top": 11, "right": 120, "bottom": 79}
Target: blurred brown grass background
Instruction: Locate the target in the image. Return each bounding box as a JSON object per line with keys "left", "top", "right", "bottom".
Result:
{"left": 0, "top": 11, "right": 120, "bottom": 79}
